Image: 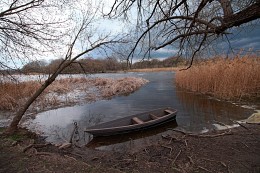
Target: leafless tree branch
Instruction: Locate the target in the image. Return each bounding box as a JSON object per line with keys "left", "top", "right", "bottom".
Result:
{"left": 107, "top": 0, "right": 260, "bottom": 67}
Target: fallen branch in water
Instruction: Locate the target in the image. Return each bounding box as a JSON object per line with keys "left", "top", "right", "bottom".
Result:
{"left": 230, "top": 119, "right": 250, "bottom": 130}
{"left": 168, "top": 128, "right": 232, "bottom": 138}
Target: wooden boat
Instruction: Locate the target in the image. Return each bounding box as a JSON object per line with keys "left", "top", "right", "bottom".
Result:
{"left": 86, "top": 120, "right": 178, "bottom": 148}
{"left": 85, "top": 107, "right": 177, "bottom": 136}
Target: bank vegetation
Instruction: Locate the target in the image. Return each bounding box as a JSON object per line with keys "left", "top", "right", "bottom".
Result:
{"left": 0, "top": 77, "right": 148, "bottom": 112}
{"left": 176, "top": 55, "right": 260, "bottom": 101}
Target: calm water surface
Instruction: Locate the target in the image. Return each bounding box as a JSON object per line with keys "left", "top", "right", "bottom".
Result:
{"left": 25, "top": 72, "right": 255, "bottom": 150}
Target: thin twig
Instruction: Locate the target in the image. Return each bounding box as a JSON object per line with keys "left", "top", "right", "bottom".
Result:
{"left": 188, "top": 156, "right": 194, "bottom": 164}
{"left": 172, "top": 150, "right": 182, "bottom": 165}
{"left": 184, "top": 139, "right": 188, "bottom": 147}
{"left": 161, "top": 145, "right": 173, "bottom": 154}
{"left": 197, "top": 166, "right": 212, "bottom": 173}
{"left": 64, "top": 154, "right": 78, "bottom": 161}
{"left": 221, "top": 161, "right": 227, "bottom": 167}
{"left": 240, "top": 141, "right": 249, "bottom": 149}
{"left": 36, "top": 152, "right": 53, "bottom": 156}
{"left": 230, "top": 119, "right": 249, "bottom": 130}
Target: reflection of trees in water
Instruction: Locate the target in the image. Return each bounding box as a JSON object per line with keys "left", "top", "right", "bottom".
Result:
{"left": 44, "top": 113, "right": 106, "bottom": 145}
{"left": 84, "top": 113, "right": 105, "bottom": 126}
{"left": 176, "top": 87, "right": 251, "bottom": 127}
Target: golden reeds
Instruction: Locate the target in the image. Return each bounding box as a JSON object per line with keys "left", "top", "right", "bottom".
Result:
{"left": 175, "top": 55, "right": 260, "bottom": 101}
{"left": 0, "top": 81, "right": 40, "bottom": 110}
{"left": 0, "top": 77, "right": 148, "bottom": 111}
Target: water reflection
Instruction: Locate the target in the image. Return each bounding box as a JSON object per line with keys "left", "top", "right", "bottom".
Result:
{"left": 175, "top": 87, "right": 254, "bottom": 131}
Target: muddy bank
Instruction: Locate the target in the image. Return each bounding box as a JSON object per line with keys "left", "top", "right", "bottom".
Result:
{"left": 1, "top": 124, "right": 259, "bottom": 173}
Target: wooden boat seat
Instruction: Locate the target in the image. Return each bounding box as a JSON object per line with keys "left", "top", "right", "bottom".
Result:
{"left": 164, "top": 109, "right": 174, "bottom": 114}
{"left": 132, "top": 117, "right": 144, "bottom": 124}
{"left": 150, "top": 114, "right": 159, "bottom": 120}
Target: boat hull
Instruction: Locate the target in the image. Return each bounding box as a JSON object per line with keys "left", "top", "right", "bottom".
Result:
{"left": 85, "top": 107, "right": 177, "bottom": 136}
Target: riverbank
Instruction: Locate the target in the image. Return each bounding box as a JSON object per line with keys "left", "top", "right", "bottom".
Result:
{"left": 1, "top": 123, "right": 259, "bottom": 173}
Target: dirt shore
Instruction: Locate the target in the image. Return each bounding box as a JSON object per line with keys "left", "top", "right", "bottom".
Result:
{"left": 1, "top": 123, "right": 259, "bottom": 173}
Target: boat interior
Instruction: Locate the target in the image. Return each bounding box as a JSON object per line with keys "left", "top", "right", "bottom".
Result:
{"left": 131, "top": 109, "right": 174, "bottom": 125}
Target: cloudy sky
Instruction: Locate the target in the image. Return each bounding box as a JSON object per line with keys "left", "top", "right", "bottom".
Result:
{"left": 137, "top": 23, "right": 260, "bottom": 60}
{"left": 227, "top": 24, "right": 260, "bottom": 51}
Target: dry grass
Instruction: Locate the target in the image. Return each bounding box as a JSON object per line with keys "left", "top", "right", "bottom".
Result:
{"left": 0, "top": 81, "right": 41, "bottom": 110}
{"left": 94, "top": 77, "right": 149, "bottom": 98}
{"left": 0, "top": 77, "right": 148, "bottom": 112}
{"left": 47, "top": 77, "right": 90, "bottom": 94}
{"left": 175, "top": 55, "right": 260, "bottom": 101}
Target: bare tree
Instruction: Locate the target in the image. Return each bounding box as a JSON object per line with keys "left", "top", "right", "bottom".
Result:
{"left": 106, "top": 0, "right": 260, "bottom": 68}
{"left": 2, "top": 1, "right": 120, "bottom": 134}
{"left": 0, "top": 0, "right": 69, "bottom": 72}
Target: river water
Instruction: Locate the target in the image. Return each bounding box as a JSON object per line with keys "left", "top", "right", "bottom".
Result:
{"left": 24, "top": 72, "right": 256, "bottom": 150}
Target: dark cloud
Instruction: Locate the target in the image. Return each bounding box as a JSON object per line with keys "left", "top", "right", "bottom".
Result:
{"left": 144, "top": 23, "right": 260, "bottom": 59}
{"left": 218, "top": 23, "right": 260, "bottom": 54}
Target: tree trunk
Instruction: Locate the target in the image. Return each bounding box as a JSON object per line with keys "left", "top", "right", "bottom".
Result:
{"left": 216, "top": 2, "right": 260, "bottom": 34}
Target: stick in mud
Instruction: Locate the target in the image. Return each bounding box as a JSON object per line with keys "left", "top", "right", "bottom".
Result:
{"left": 69, "top": 122, "right": 78, "bottom": 143}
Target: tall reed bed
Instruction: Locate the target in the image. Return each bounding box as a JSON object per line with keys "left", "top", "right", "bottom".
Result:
{"left": 175, "top": 55, "right": 260, "bottom": 101}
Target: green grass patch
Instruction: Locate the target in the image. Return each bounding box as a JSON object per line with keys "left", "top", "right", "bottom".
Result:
{"left": 8, "top": 133, "right": 24, "bottom": 141}
{"left": 0, "top": 127, "right": 5, "bottom": 133}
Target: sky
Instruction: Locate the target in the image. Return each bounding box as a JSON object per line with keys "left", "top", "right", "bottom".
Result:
{"left": 100, "top": 24, "right": 260, "bottom": 62}
{"left": 216, "top": 24, "right": 260, "bottom": 55}
{"left": 134, "top": 23, "right": 260, "bottom": 60}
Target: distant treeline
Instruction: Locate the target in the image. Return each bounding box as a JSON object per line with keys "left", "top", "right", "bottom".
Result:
{"left": 18, "top": 56, "right": 187, "bottom": 74}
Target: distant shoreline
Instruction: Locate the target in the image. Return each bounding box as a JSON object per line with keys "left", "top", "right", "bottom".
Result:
{"left": 126, "top": 67, "right": 180, "bottom": 72}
